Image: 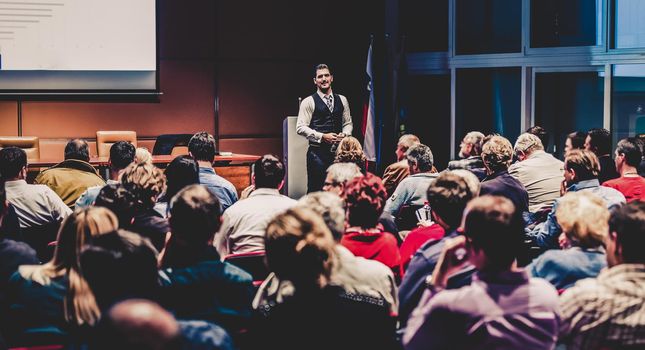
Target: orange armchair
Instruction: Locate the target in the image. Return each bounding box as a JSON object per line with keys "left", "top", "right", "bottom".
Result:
{"left": 0, "top": 136, "right": 40, "bottom": 160}
{"left": 96, "top": 131, "right": 137, "bottom": 157}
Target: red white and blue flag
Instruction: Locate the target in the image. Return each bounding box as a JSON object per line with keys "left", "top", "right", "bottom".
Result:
{"left": 362, "top": 39, "right": 376, "bottom": 161}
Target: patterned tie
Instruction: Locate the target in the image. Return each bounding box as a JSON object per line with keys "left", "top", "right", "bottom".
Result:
{"left": 325, "top": 95, "right": 333, "bottom": 112}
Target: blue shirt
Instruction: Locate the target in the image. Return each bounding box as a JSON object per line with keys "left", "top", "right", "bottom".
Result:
{"left": 527, "top": 246, "right": 607, "bottom": 290}
{"left": 526, "top": 179, "right": 625, "bottom": 250}
{"left": 198, "top": 167, "right": 238, "bottom": 212}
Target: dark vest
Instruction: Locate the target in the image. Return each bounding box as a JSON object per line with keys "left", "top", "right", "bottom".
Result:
{"left": 309, "top": 93, "right": 344, "bottom": 146}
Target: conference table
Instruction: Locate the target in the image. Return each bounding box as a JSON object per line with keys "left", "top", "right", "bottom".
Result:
{"left": 27, "top": 154, "right": 261, "bottom": 195}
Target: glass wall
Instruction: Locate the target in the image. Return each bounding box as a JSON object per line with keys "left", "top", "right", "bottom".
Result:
{"left": 456, "top": 68, "right": 522, "bottom": 149}
{"left": 531, "top": 0, "right": 603, "bottom": 48}
{"left": 612, "top": 64, "right": 645, "bottom": 147}
{"left": 613, "top": 0, "right": 645, "bottom": 49}
{"left": 455, "top": 0, "right": 521, "bottom": 54}
{"left": 534, "top": 71, "right": 605, "bottom": 157}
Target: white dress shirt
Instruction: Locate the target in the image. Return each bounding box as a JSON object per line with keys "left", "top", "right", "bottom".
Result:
{"left": 296, "top": 90, "right": 353, "bottom": 143}
{"left": 5, "top": 179, "right": 72, "bottom": 228}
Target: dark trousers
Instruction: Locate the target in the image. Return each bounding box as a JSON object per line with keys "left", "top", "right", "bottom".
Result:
{"left": 307, "top": 146, "right": 335, "bottom": 193}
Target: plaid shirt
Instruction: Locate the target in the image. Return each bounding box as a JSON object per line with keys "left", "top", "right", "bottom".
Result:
{"left": 559, "top": 264, "right": 645, "bottom": 349}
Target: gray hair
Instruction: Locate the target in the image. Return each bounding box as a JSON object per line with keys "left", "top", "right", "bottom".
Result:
{"left": 326, "top": 162, "right": 362, "bottom": 184}
{"left": 450, "top": 169, "right": 481, "bottom": 197}
{"left": 397, "top": 134, "right": 420, "bottom": 151}
{"left": 462, "top": 131, "right": 485, "bottom": 156}
{"left": 406, "top": 144, "right": 434, "bottom": 172}
{"left": 514, "top": 133, "right": 544, "bottom": 156}
{"left": 297, "top": 191, "right": 345, "bottom": 241}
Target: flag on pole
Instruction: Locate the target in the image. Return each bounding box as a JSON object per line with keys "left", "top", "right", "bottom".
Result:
{"left": 362, "top": 38, "right": 377, "bottom": 161}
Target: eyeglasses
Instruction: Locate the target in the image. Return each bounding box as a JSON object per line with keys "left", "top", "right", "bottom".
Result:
{"left": 323, "top": 181, "right": 340, "bottom": 187}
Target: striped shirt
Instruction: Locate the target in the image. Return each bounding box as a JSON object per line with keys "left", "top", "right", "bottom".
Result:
{"left": 559, "top": 264, "right": 645, "bottom": 349}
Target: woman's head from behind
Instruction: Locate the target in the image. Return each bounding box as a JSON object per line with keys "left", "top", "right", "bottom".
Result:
{"left": 342, "top": 173, "right": 387, "bottom": 229}
{"left": 265, "top": 207, "right": 336, "bottom": 288}
{"left": 164, "top": 155, "right": 199, "bottom": 201}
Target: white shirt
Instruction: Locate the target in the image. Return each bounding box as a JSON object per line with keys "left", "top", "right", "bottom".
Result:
{"left": 5, "top": 179, "right": 72, "bottom": 228}
{"left": 296, "top": 90, "right": 353, "bottom": 143}
{"left": 215, "top": 188, "right": 297, "bottom": 257}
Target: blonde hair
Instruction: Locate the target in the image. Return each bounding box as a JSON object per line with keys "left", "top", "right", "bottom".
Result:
{"left": 265, "top": 207, "right": 336, "bottom": 287}
{"left": 135, "top": 147, "right": 152, "bottom": 165}
{"left": 19, "top": 207, "right": 119, "bottom": 326}
{"left": 121, "top": 162, "right": 167, "bottom": 202}
{"left": 514, "top": 133, "right": 544, "bottom": 156}
{"left": 556, "top": 191, "right": 609, "bottom": 248}
{"left": 481, "top": 135, "right": 513, "bottom": 171}
{"left": 334, "top": 136, "right": 367, "bottom": 166}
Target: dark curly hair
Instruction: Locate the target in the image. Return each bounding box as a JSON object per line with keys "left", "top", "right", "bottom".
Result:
{"left": 427, "top": 172, "right": 473, "bottom": 229}
{"left": 342, "top": 173, "right": 388, "bottom": 229}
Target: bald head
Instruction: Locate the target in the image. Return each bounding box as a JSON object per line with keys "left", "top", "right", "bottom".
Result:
{"left": 97, "top": 299, "right": 180, "bottom": 350}
{"left": 65, "top": 138, "right": 90, "bottom": 161}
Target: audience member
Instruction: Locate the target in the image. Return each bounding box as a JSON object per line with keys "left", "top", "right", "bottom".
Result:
{"left": 92, "top": 299, "right": 234, "bottom": 350}
{"left": 480, "top": 135, "right": 529, "bottom": 212}
{"left": 254, "top": 207, "right": 398, "bottom": 350}
{"left": 526, "top": 125, "right": 550, "bottom": 152}
{"left": 403, "top": 196, "right": 560, "bottom": 350}
{"left": 340, "top": 173, "right": 402, "bottom": 278}
{"left": 585, "top": 128, "right": 620, "bottom": 183}
{"left": 384, "top": 143, "right": 438, "bottom": 216}
{"left": 527, "top": 191, "right": 608, "bottom": 289}
{"left": 559, "top": 201, "right": 645, "bottom": 349}
{"left": 254, "top": 191, "right": 398, "bottom": 319}
{"left": 527, "top": 150, "right": 625, "bottom": 250}
{"left": 398, "top": 171, "right": 478, "bottom": 326}
{"left": 134, "top": 147, "right": 153, "bottom": 165}
{"left": 448, "top": 131, "right": 486, "bottom": 180}
{"left": 564, "top": 131, "right": 586, "bottom": 157}
{"left": 0, "top": 178, "right": 38, "bottom": 305}
{"left": 80, "top": 229, "right": 159, "bottom": 310}
{"left": 322, "top": 162, "right": 362, "bottom": 195}
{"left": 509, "top": 133, "right": 564, "bottom": 212}
{"left": 0, "top": 147, "right": 71, "bottom": 229}
{"left": 450, "top": 169, "right": 481, "bottom": 196}
{"left": 158, "top": 184, "right": 254, "bottom": 333}
{"left": 399, "top": 171, "right": 475, "bottom": 270}
{"left": 603, "top": 137, "right": 645, "bottom": 202}
{"left": 216, "top": 155, "right": 296, "bottom": 257}
{"left": 156, "top": 155, "right": 200, "bottom": 217}
{"left": 188, "top": 132, "right": 238, "bottom": 211}
{"left": 6, "top": 207, "right": 118, "bottom": 345}
{"left": 334, "top": 136, "right": 367, "bottom": 173}
{"left": 382, "top": 134, "right": 420, "bottom": 195}
{"left": 75, "top": 141, "right": 136, "bottom": 209}
{"left": 94, "top": 183, "right": 137, "bottom": 232}
{"left": 120, "top": 162, "right": 169, "bottom": 251}
{"left": 35, "top": 139, "right": 105, "bottom": 207}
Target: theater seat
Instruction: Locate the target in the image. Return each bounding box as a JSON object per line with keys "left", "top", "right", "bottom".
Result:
{"left": 223, "top": 251, "right": 268, "bottom": 286}
{"left": 96, "top": 131, "right": 137, "bottom": 157}
{"left": 0, "top": 136, "right": 40, "bottom": 160}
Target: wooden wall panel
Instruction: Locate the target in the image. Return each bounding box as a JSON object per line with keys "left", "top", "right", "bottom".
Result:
{"left": 0, "top": 102, "right": 18, "bottom": 136}
{"left": 21, "top": 60, "right": 215, "bottom": 139}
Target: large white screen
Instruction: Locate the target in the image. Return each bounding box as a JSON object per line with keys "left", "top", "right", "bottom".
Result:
{"left": 0, "top": 0, "right": 157, "bottom": 92}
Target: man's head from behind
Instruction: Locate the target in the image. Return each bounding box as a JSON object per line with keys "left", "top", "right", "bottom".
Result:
{"left": 188, "top": 132, "right": 216, "bottom": 163}
{"left": 65, "top": 138, "right": 90, "bottom": 162}
{"left": 585, "top": 128, "right": 612, "bottom": 156}
{"left": 169, "top": 184, "right": 222, "bottom": 246}
{"left": 0, "top": 147, "right": 27, "bottom": 180}
{"left": 323, "top": 162, "right": 362, "bottom": 195}
{"left": 614, "top": 137, "right": 642, "bottom": 173}
{"left": 606, "top": 201, "right": 645, "bottom": 267}
{"left": 406, "top": 143, "right": 434, "bottom": 174}
{"left": 92, "top": 299, "right": 181, "bottom": 350}
{"left": 481, "top": 135, "right": 513, "bottom": 174}
{"left": 253, "top": 154, "right": 285, "bottom": 189}
{"left": 526, "top": 125, "right": 549, "bottom": 151}
{"left": 462, "top": 195, "right": 524, "bottom": 272}
{"left": 396, "top": 134, "right": 420, "bottom": 161}
{"left": 109, "top": 141, "right": 136, "bottom": 172}
{"left": 564, "top": 149, "right": 600, "bottom": 184}
{"left": 459, "top": 131, "right": 485, "bottom": 159}
{"left": 427, "top": 172, "right": 474, "bottom": 231}
{"left": 298, "top": 191, "right": 345, "bottom": 242}
{"left": 513, "top": 133, "right": 544, "bottom": 161}
{"left": 95, "top": 183, "right": 139, "bottom": 226}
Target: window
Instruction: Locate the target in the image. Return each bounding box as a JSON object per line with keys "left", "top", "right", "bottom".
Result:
{"left": 612, "top": 0, "right": 645, "bottom": 49}
{"left": 612, "top": 64, "right": 645, "bottom": 147}
{"left": 534, "top": 71, "right": 604, "bottom": 157}
{"left": 531, "top": 0, "right": 603, "bottom": 48}
{"left": 455, "top": 0, "right": 521, "bottom": 54}
{"left": 456, "top": 68, "right": 522, "bottom": 150}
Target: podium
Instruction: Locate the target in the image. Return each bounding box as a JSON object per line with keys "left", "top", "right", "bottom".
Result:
{"left": 283, "top": 116, "right": 308, "bottom": 199}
